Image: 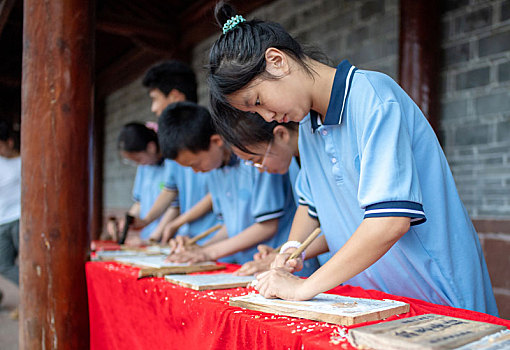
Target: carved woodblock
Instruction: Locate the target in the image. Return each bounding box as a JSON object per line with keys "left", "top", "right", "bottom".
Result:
{"left": 348, "top": 314, "right": 507, "bottom": 350}
{"left": 229, "top": 293, "right": 410, "bottom": 326}
{"left": 165, "top": 273, "right": 255, "bottom": 291}
{"left": 113, "top": 255, "right": 225, "bottom": 278}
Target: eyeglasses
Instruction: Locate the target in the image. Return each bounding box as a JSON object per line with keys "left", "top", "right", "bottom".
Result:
{"left": 243, "top": 141, "right": 272, "bottom": 170}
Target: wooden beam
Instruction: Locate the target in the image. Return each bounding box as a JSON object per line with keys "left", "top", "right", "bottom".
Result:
{"left": 96, "top": 14, "right": 176, "bottom": 43}
{"left": 96, "top": 48, "right": 163, "bottom": 99}
{"left": 399, "top": 0, "right": 441, "bottom": 132}
{"left": 20, "top": 0, "right": 94, "bottom": 348}
{"left": 0, "top": 0, "right": 16, "bottom": 37}
{"left": 178, "top": 0, "right": 276, "bottom": 51}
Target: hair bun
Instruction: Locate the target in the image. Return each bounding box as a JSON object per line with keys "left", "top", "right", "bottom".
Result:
{"left": 214, "top": 1, "right": 238, "bottom": 28}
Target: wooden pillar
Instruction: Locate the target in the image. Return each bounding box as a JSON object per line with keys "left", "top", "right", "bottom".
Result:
{"left": 20, "top": 0, "right": 94, "bottom": 348}
{"left": 91, "top": 97, "right": 104, "bottom": 240}
{"left": 399, "top": 0, "right": 441, "bottom": 132}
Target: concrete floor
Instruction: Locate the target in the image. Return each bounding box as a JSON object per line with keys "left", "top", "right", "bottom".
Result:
{"left": 0, "top": 275, "right": 19, "bottom": 350}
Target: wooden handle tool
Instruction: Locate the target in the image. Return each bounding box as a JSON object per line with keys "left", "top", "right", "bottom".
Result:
{"left": 288, "top": 228, "right": 321, "bottom": 261}
{"left": 187, "top": 223, "right": 223, "bottom": 245}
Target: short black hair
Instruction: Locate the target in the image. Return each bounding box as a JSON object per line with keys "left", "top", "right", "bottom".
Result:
{"left": 216, "top": 113, "right": 298, "bottom": 155}
{"left": 142, "top": 61, "right": 198, "bottom": 102}
{"left": 118, "top": 122, "right": 159, "bottom": 152}
{"left": 0, "top": 119, "right": 20, "bottom": 151}
{"left": 157, "top": 102, "right": 216, "bottom": 160}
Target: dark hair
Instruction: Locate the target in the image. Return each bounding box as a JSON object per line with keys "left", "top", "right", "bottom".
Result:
{"left": 157, "top": 102, "right": 216, "bottom": 160}
{"left": 118, "top": 122, "right": 159, "bottom": 153}
{"left": 142, "top": 60, "right": 198, "bottom": 102}
{"left": 0, "top": 119, "right": 20, "bottom": 151}
{"left": 207, "top": 1, "right": 322, "bottom": 152}
{"left": 219, "top": 113, "right": 298, "bottom": 155}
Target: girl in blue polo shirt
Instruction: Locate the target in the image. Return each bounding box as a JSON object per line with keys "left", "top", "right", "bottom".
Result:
{"left": 115, "top": 122, "right": 180, "bottom": 242}
{"left": 205, "top": 2, "right": 498, "bottom": 316}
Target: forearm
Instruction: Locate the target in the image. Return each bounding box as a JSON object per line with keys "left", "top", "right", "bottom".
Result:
{"left": 128, "top": 202, "right": 141, "bottom": 217}
{"left": 303, "top": 235, "right": 329, "bottom": 259}
{"left": 151, "top": 207, "right": 180, "bottom": 238}
{"left": 203, "top": 225, "right": 228, "bottom": 246}
{"left": 300, "top": 217, "right": 410, "bottom": 299}
{"left": 143, "top": 189, "right": 177, "bottom": 224}
{"left": 172, "top": 193, "right": 213, "bottom": 229}
{"left": 205, "top": 219, "right": 279, "bottom": 260}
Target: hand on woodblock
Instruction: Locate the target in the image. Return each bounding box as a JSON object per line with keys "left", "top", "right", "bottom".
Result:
{"left": 165, "top": 245, "right": 211, "bottom": 264}
{"left": 254, "top": 268, "right": 308, "bottom": 300}
{"left": 167, "top": 235, "right": 194, "bottom": 254}
{"left": 253, "top": 244, "right": 275, "bottom": 260}
{"left": 235, "top": 252, "right": 277, "bottom": 276}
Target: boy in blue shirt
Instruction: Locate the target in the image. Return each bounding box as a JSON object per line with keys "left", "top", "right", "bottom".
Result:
{"left": 158, "top": 102, "right": 311, "bottom": 268}
{"left": 133, "top": 62, "right": 219, "bottom": 243}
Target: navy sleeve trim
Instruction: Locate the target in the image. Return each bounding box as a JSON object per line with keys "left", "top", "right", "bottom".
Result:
{"left": 298, "top": 197, "right": 309, "bottom": 206}
{"left": 164, "top": 185, "right": 177, "bottom": 191}
{"left": 255, "top": 209, "right": 284, "bottom": 223}
{"left": 364, "top": 201, "right": 426, "bottom": 226}
{"left": 308, "top": 206, "right": 318, "bottom": 219}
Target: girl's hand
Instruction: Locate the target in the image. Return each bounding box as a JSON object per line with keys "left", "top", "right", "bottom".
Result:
{"left": 234, "top": 255, "right": 273, "bottom": 276}
{"left": 168, "top": 236, "right": 193, "bottom": 254}
{"left": 166, "top": 246, "right": 212, "bottom": 264}
{"left": 254, "top": 268, "right": 311, "bottom": 300}
{"left": 271, "top": 248, "right": 304, "bottom": 273}
{"left": 253, "top": 244, "right": 275, "bottom": 260}
{"left": 161, "top": 222, "right": 180, "bottom": 244}
{"left": 124, "top": 235, "right": 143, "bottom": 247}
{"left": 130, "top": 217, "right": 147, "bottom": 230}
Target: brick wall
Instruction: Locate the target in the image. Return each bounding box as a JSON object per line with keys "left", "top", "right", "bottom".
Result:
{"left": 441, "top": 0, "right": 510, "bottom": 318}
{"left": 103, "top": 77, "right": 154, "bottom": 210}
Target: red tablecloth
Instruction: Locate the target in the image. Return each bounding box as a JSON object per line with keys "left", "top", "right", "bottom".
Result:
{"left": 86, "top": 261, "right": 510, "bottom": 350}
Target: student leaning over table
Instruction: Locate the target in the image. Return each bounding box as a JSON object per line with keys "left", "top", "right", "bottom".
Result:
{"left": 131, "top": 61, "right": 220, "bottom": 244}
{"left": 156, "top": 101, "right": 319, "bottom": 277}
{"left": 108, "top": 122, "right": 180, "bottom": 245}
{"left": 204, "top": 1, "right": 498, "bottom": 316}
{"left": 220, "top": 118, "right": 331, "bottom": 277}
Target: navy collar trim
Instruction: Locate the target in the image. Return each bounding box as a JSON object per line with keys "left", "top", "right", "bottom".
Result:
{"left": 221, "top": 153, "right": 239, "bottom": 168}
{"left": 311, "top": 60, "right": 357, "bottom": 132}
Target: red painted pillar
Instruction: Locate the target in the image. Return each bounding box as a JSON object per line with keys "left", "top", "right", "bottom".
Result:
{"left": 20, "top": 0, "right": 94, "bottom": 348}
{"left": 399, "top": 0, "right": 441, "bottom": 132}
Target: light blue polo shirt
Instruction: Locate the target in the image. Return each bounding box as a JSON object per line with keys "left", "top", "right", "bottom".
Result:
{"left": 205, "top": 155, "right": 296, "bottom": 265}
{"left": 288, "top": 158, "right": 329, "bottom": 271}
{"left": 164, "top": 159, "right": 219, "bottom": 244}
{"left": 296, "top": 60, "right": 498, "bottom": 315}
{"left": 132, "top": 161, "right": 176, "bottom": 239}
{"left": 287, "top": 159, "right": 321, "bottom": 276}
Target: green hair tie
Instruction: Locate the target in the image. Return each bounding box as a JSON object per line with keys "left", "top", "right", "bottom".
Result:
{"left": 222, "top": 15, "right": 246, "bottom": 34}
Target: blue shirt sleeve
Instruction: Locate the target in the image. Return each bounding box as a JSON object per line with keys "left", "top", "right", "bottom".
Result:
{"left": 251, "top": 171, "right": 288, "bottom": 223}
{"left": 132, "top": 166, "right": 142, "bottom": 202}
{"left": 294, "top": 168, "right": 318, "bottom": 219}
{"left": 163, "top": 160, "right": 178, "bottom": 191}
{"left": 353, "top": 79, "right": 426, "bottom": 225}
